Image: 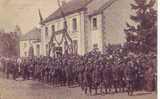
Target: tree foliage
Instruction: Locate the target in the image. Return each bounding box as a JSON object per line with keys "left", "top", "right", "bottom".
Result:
{"left": 0, "top": 32, "right": 19, "bottom": 57}
{"left": 124, "top": 0, "right": 157, "bottom": 54}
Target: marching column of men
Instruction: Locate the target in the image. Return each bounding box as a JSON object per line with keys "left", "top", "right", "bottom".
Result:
{"left": 0, "top": 50, "right": 156, "bottom": 96}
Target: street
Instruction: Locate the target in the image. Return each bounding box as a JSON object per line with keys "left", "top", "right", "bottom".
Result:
{"left": 0, "top": 73, "right": 156, "bottom": 99}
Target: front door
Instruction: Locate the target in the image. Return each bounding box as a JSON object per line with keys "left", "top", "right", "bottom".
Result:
{"left": 55, "top": 47, "right": 62, "bottom": 58}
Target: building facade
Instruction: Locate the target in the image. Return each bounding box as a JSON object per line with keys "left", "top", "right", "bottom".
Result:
{"left": 41, "top": 11, "right": 86, "bottom": 56}
{"left": 20, "top": 28, "right": 41, "bottom": 57}
{"left": 20, "top": 0, "right": 133, "bottom": 57}
{"left": 40, "top": 0, "right": 132, "bottom": 56}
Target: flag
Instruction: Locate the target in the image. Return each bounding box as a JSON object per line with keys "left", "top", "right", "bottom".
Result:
{"left": 38, "top": 9, "right": 43, "bottom": 24}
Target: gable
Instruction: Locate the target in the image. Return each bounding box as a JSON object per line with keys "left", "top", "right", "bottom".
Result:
{"left": 87, "top": 0, "right": 119, "bottom": 16}
{"left": 43, "top": 0, "right": 92, "bottom": 24}
{"left": 20, "top": 28, "right": 41, "bottom": 41}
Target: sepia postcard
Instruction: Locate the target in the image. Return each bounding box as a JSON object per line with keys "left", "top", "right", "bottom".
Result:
{"left": 0, "top": 0, "right": 157, "bottom": 99}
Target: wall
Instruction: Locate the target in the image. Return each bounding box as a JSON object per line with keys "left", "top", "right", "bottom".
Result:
{"left": 102, "top": 0, "right": 134, "bottom": 46}
{"left": 20, "top": 40, "right": 41, "bottom": 57}
{"left": 40, "top": 0, "right": 135, "bottom": 55}
{"left": 20, "top": 40, "right": 30, "bottom": 57}
{"left": 41, "top": 11, "right": 86, "bottom": 55}
{"left": 87, "top": 14, "right": 103, "bottom": 52}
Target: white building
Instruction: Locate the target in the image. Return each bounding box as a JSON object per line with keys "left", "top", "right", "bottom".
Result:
{"left": 40, "top": 0, "right": 132, "bottom": 56}
{"left": 20, "top": 28, "right": 41, "bottom": 57}
{"left": 20, "top": 0, "right": 133, "bottom": 57}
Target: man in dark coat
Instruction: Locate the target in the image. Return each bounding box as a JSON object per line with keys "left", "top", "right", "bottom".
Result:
{"left": 126, "top": 61, "right": 136, "bottom": 96}
{"left": 83, "top": 62, "right": 93, "bottom": 95}
{"left": 102, "top": 63, "right": 113, "bottom": 94}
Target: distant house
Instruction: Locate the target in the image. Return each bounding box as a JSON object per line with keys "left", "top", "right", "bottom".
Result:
{"left": 40, "top": 0, "right": 133, "bottom": 56}
{"left": 20, "top": 28, "right": 41, "bottom": 57}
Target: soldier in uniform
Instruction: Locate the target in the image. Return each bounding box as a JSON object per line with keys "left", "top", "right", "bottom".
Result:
{"left": 118, "top": 62, "right": 126, "bottom": 92}
{"left": 12, "top": 61, "right": 18, "bottom": 80}
{"left": 23, "top": 61, "right": 30, "bottom": 80}
{"left": 6, "top": 60, "right": 11, "bottom": 79}
{"left": 83, "top": 62, "right": 93, "bottom": 95}
{"left": 1, "top": 58, "right": 6, "bottom": 73}
{"left": 112, "top": 62, "right": 119, "bottom": 93}
{"left": 103, "top": 63, "right": 113, "bottom": 94}
{"left": 78, "top": 61, "right": 85, "bottom": 90}
{"left": 45, "top": 63, "right": 50, "bottom": 83}
{"left": 92, "top": 63, "right": 99, "bottom": 95}
{"left": 126, "top": 61, "right": 136, "bottom": 96}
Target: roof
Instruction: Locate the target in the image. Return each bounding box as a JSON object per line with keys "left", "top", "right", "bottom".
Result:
{"left": 43, "top": 0, "right": 92, "bottom": 23}
{"left": 43, "top": 0, "right": 118, "bottom": 24}
{"left": 20, "top": 28, "right": 41, "bottom": 41}
{"left": 87, "top": 0, "right": 118, "bottom": 16}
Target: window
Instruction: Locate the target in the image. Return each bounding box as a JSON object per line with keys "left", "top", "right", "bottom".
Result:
{"left": 57, "top": 22, "right": 60, "bottom": 31}
{"left": 55, "top": 47, "right": 62, "bottom": 58}
{"left": 45, "top": 27, "right": 48, "bottom": 37}
{"left": 36, "top": 44, "right": 40, "bottom": 56}
{"left": 23, "top": 43, "right": 27, "bottom": 49}
{"left": 72, "top": 18, "right": 77, "bottom": 32}
{"left": 24, "top": 52, "right": 27, "bottom": 57}
{"left": 51, "top": 25, "right": 55, "bottom": 33}
{"left": 73, "top": 40, "right": 78, "bottom": 54}
{"left": 46, "top": 44, "right": 48, "bottom": 50}
{"left": 46, "top": 44, "right": 49, "bottom": 55}
{"left": 93, "top": 18, "right": 97, "bottom": 30}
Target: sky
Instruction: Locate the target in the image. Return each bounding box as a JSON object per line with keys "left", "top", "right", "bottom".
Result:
{"left": 0, "top": 0, "right": 157, "bottom": 34}
{"left": 0, "top": 0, "right": 70, "bottom": 33}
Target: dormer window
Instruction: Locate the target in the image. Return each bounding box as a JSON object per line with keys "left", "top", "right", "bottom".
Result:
{"left": 93, "top": 18, "right": 97, "bottom": 30}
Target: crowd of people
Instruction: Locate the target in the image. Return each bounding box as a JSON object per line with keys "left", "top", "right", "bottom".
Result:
{"left": 0, "top": 46, "right": 157, "bottom": 96}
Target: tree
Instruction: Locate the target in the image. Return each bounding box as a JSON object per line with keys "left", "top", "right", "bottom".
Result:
{"left": 124, "top": 0, "right": 157, "bottom": 91}
{"left": 14, "top": 25, "right": 22, "bottom": 56}
{"left": 0, "top": 32, "right": 19, "bottom": 57}
{"left": 124, "top": 0, "right": 157, "bottom": 54}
